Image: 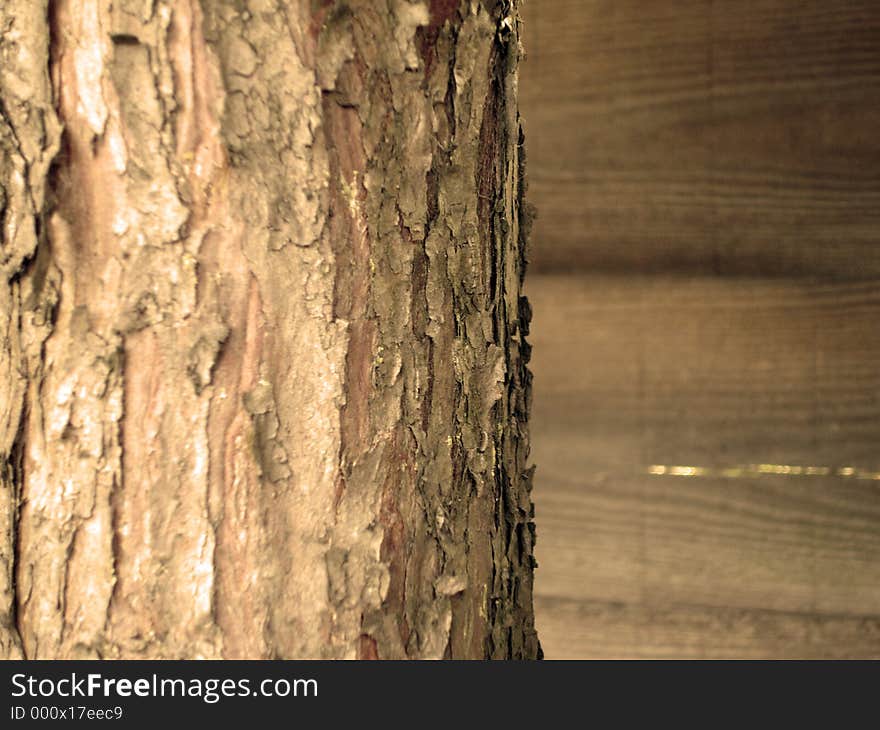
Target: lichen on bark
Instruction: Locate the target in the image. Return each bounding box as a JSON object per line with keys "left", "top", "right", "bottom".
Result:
{"left": 0, "top": 0, "right": 539, "bottom": 659}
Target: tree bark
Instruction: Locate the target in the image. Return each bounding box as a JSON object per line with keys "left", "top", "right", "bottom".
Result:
{"left": 0, "top": 0, "right": 539, "bottom": 659}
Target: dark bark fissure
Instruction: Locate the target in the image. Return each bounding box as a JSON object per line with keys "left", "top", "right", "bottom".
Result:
{"left": 7, "top": 407, "right": 26, "bottom": 652}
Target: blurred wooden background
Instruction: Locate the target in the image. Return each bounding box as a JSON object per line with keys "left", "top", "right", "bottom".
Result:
{"left": 520, "top": 0, "right": 880, "bottom": 658}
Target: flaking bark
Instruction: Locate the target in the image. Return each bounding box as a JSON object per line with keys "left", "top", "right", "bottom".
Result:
{"left": 0, "top": 0, "right": 539, "bottom": 659}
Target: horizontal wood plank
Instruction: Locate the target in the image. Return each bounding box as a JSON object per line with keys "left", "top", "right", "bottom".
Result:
{"left": 527, "top": 274, "right": 880, "bottom": 657}
{"left": 519, "top": 0, "right": 880, "bottom": 276}
{"left": 535, "top": 594, "right": 880, "bottom": 659}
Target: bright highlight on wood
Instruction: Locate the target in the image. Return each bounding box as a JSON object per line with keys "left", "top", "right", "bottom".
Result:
{"left": 646, "top": 464, "right": 880, "bottom": 480}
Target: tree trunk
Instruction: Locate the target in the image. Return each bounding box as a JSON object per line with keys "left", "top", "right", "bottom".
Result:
{"left": 0, "top": 0, "right": 539, "bottom": 659}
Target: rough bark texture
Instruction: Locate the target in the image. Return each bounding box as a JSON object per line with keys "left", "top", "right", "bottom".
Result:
{"left": 0, "top": 0, "right": 539, "bottom": 659}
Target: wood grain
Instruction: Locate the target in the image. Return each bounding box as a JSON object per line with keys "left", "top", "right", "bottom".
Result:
{"left": 527, "top": 274, "right": 880, "bottom": 658}
{"left": 519, "top": 0, "right": 880, "bottom": 276}
{"left": 535, "top": 595, "right": 880, "bottom": 660}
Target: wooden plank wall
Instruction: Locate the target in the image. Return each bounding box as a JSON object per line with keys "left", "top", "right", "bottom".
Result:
{"left": 519, "top": 1, "right": 880, "bottom": 658}
{"left": 520, "top": 0, "right": 880, "bottom": 277}
{"left": 527, "top": 275, "right": 880, "bottom": 658}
